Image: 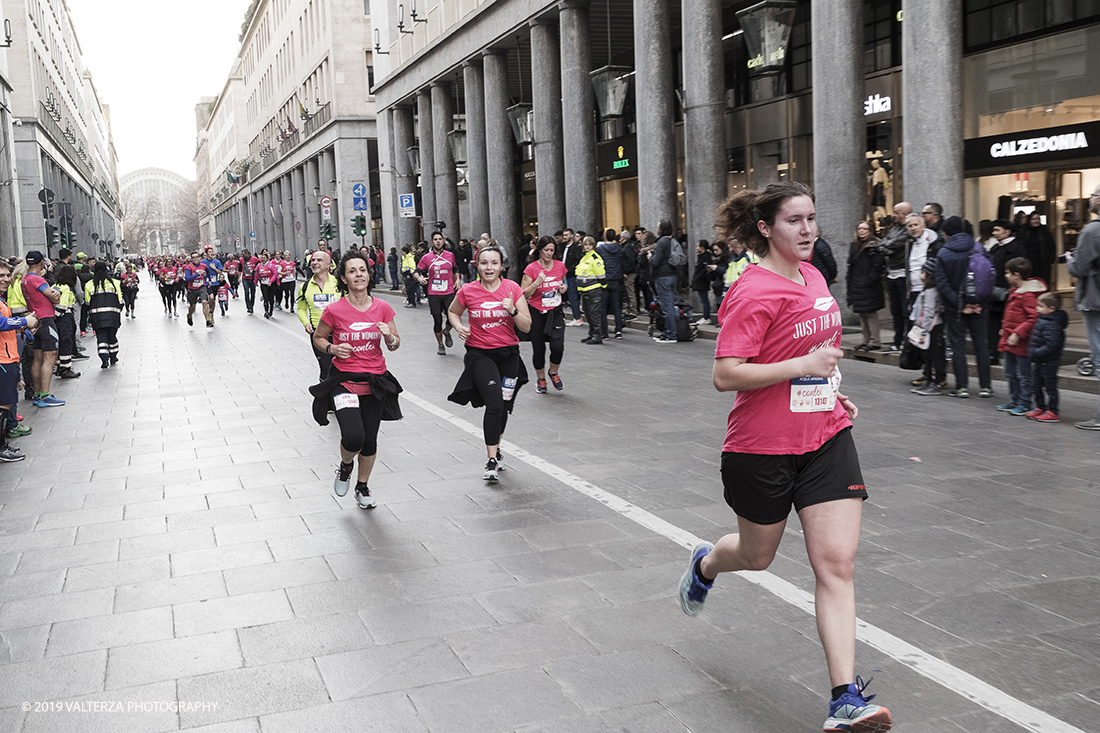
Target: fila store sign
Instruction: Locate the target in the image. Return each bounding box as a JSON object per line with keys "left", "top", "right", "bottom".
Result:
{"left": 965, "top": 120, "right": 1100, "bottom": 171}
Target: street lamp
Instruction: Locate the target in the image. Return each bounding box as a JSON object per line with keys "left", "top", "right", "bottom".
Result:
{"left": 447, "top": 128, "right": 467, "bottom": 165}
{"left": 406, "top": 146, "right": 421, "bottom": 176}
{"left": 590, "top": 66, "right": 632, "bottom": 120}
{"left": 506, "top": 103, "right": 533, "bottom": 146}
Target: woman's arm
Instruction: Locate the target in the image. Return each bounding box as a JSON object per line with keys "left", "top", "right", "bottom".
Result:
{"left": 512, "top": 294, "right": 532, "bottom": 334}
{"left": 448, "top": 297, "right": 470, "bottom": 340}
{"left": 312, "top": 320, "right": 350, "bottom": 358}
{"left": 520, "top": 273, "right": 539, "bottom": 299}
{"left": 713, "top": 347, "right": 843, "bottom": 392}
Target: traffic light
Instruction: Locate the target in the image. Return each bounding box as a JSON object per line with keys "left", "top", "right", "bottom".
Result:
{"left": 45, "top": 223, "right": 58, "bottom": 249}
{"left": 322, "top": 222, "right": 334, "bottom": 240}
{"left": 351, "top": 215, "right": 367, "bottom": 237}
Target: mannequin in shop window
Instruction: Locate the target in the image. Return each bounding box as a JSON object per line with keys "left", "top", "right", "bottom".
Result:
{"left": 870, "top": 160, "right": 890, "bottom": 224}
{"left": 1020, "top": 212, "right": 1056, "bottom": 287}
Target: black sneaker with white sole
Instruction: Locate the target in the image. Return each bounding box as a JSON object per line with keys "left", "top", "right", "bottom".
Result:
{"left": 483, "top": 457, "right": 499, "bottom": 482}
{"left": 354, "top": 482, "right": 377, "bottom": 509}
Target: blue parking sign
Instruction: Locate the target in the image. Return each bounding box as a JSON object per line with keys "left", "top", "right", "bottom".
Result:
{"left": 398, "top": 193, "right": 416, "bottom": 218}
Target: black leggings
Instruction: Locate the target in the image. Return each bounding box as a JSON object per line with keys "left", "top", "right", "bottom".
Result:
{"left": 428, "top": 293, "right": 455, "bottom": 333}
{"left": 261, "top": 284, "right": 276, "bottom": 316}
{"left": 160, "top": 286, "right": 176, "bottom": 311}
{"left": 122, "top": 288, "right": 137, "bottom": 310}
{"left": 528, "top": 307, "right": 564, "bottom": 371}
{"left": 282, "top": 280, "right": 295, "bottom": 308}
{"left": 468, "top": 348, "right": 521, "bottom": 446}
{"left": 333, "top": 390, "right": 384, "bottom": 456}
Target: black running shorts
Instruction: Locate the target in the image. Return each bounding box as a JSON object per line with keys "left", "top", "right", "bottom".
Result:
{"left": 721, "top": 427, "right": 867, "bottom": 525}
{"left": 32, "top": 316, "right": 59, "bottom": 352}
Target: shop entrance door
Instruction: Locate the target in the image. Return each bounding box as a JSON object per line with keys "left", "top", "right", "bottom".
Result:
{"left": 1050, "top": 170, "right": 1085, "bottom": 292}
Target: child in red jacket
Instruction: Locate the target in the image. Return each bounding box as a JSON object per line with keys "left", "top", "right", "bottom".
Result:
{"left": 997, "top": 257, "right": 1047, "bottom": 416}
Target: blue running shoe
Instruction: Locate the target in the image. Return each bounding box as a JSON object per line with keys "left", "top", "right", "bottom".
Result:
{"left": 36, "top": 394, "right": 65, "bottom": 407}
{"left": 996, "top": 401, "right": 1016, "bottom": 412}
{"left": 1009, "top": 404, "right": 1030, "bottom": 416}
{"left": 824, "top": 676, "right": 892, "bottom": 732}
{"left": 678, "top": 541, "right": 714, "bottom": 616}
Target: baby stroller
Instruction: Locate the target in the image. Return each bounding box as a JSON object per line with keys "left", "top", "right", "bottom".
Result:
{"left": 646, "top": 298, "right": 698, "bottom": 341}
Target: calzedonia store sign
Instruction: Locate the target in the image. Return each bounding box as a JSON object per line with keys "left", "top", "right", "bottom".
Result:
{"left": 965, "top": 120, "right": 1100, "bottom": 171}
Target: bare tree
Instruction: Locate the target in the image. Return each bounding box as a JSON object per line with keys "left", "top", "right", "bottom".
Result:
{"left": 122, "top": 197, "right": 156, "bottom": 254}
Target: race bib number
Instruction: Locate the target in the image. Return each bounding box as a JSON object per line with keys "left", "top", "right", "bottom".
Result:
{"left": 333, "top": 393, "right": 359, "bottom": 411}
{"left": 501, "top": 377, "right": 517, "bottom": 402}
{"left": 313, "top": 293, "right": 336, "bottom": 310}
{"left": 430, "top": 278, "right": 448, "bottom": 294}
{"left": 790, "top": 368, "right": 841, "bottom": 413}
{"left": 541, "top": 290, "right": 561, "bottom": 308}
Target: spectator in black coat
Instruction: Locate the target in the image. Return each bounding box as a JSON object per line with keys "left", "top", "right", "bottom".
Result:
{"left": 987, "top": 219, "right": 1027, "bottom": 364}
{"left": 690, "top": 240, "right": 714, "bottom": 325}
{"left": 811, "top": 235, "right": 838, "bottom": 287}
{"left": 1020, "top": 212, "right": 1056, "bottom": 286}
{"left": 846, "top": 222, "right": 884, "bottom": 350}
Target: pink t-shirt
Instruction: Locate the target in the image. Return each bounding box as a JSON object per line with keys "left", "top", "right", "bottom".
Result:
{"left": 21, "top": 273, "right": 54, "bottom": 319}
{"left": 321, "top": 296, "right": 396, "bottom": 376}
{"left": 523, "top": 260, "right": 567, "bottom": 313}
{"left": 417, "top": 250, "right": 457, "bottom": 295}
{"left": 456, "top": 279, "right": 525, "bottom": 350}
{"left": 714, "top": 262, "right": 851, "bottom": 455}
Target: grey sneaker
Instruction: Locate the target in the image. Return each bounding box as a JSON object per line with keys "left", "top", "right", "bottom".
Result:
{"left": 355, "top": 484, "right": 376, "bottom": 509}
{"left": 678, "top": 542, "right": 715, "bottom": 617}
{"left": 333, "top": 461, "right": 353, "bottom": 497}
{"left": 1076, "top": 417, "right": 1100, "bottom": 431}
{"left": 911, "top": 383, "right": 943, "bottom": 396}
{"left": 0, "top": 446, "right": 25, "bottom": 462}
{"left": 437, "top": 344, "right": 446, "bottom": 356}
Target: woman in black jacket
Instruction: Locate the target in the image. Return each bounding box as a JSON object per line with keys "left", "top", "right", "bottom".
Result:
{"left": 691, "top": 239, "right": 713, "bottom": 325}
{"left": 846, "top": 221, "right": 885, "bottom": 351}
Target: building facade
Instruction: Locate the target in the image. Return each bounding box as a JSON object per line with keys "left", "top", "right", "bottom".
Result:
{"left": 119, "top": 167, "right": 197, "bottom": 256}
{"left": 1, "top": 0, "right": 122, "bottom": 260}
{"left": 197, "top": 0, "right": 382, "bottom": 259}
{"left": 369, "top": 0, "right": 1100, "bottom": 292}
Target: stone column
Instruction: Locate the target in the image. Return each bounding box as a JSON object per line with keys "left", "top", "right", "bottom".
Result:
{"left": 530, "top": 18, "right": 566, "bottom": 236}
{"left": 272, "top": 179, "right": 286, "bottom": 249}
{"left": 463, "top": 62, "right": 490, "bottom": 238}
{"left": 633, "top": 0, "right": 677, "bottom": 230}
{"left": 903, "top": 0, "right": 962, "bottom": 215}
{"left": 377, "top": 108, "right": 399, "bottom": 251}
{"left": 292, "top": 165, "right": 306, "bottom": 258}
{"left": 417, "top": 89, "right": 437, "bottom": 230}
{"left": 304, "top": 157, "right": 320, "bottom": 243}
{"left": 558, "top": 1, "right": 598, "bottom": 236}
{"left": 482, "top": 50, "right": 520, "bottom": 271}
{"left": 262, "top": 186, "right": 275, "bottom": 249}
{"left": 682, "top": 0, "right": 725, "bottom": 257}
{"left": 282, "top": 175, "right": 296, "bottom": 251}
{"left": 392, "top": 105, "right": 421, "bottom": 248}
{"left": 432, "top": 82, "right": 461, "bottom": 237}
{"left": 812, "top": 0, "right": 863, "bottom": 300}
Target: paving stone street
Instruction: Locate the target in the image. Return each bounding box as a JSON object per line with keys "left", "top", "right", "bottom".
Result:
{"left": 1, "top": 277, "right": 1098, "bottom": 733}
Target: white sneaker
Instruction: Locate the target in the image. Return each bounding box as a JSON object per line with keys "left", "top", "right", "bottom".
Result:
{"left": 565, "top": 319, "right": 584, "bottom": 327}
{"left": 355, "top": 485, "right": 376, "bottom": 509}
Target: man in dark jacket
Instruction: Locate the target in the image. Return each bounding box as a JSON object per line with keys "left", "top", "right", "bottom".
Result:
{"left": 881, "top": 201, "right": 913, "bottom": 352}
{"left": 561, "top": 229, "right": 584, "bottom": 325}
{"left": 1066, "top": 184, "right": 1100, "bottom": 429}
{"left": 649, "top": 219, "right": 678, "bottom": 342}
{"left": 934, "top": 216, "right": 992, "bottom": 398}
{"left": 811, "top": 236, "right": 838, "bottom": 287}
{"left": 596, "top": 231, "right": 624, "bottom": 338}
{"left": 986, "top": 219, "right": 1026, "bottom": 364}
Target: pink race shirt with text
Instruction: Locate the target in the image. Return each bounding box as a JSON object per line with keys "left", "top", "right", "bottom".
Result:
{"left": 320, "top": 296, "right": 396, "bottom": 375}
{"left": 417, "top": 250, "right": 457, "bottom": 295}
{"left": 523, "top": 260, "right": 567, "bottom": 313}
{"left": 456, "top": 279, "right": 524, "bottom": 350}
{"left": 715, "top": 262, "right": 851, "bottom": 455}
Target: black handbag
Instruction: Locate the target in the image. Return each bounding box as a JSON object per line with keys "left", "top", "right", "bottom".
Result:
{"left": 898, "top": 339, "right": 922, "bottom": 370}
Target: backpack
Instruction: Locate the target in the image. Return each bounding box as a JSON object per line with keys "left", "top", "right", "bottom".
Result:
{"left": 668, "top": 238, "right": 687, "bottom": 267}
{"left": 962, "top": 250, "right": 995, "bottom": 304}
{"left": 621, "top": 241, "right": 639, "bottom": 275}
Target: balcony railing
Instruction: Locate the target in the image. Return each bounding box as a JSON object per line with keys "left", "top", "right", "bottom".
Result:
{"left": 302, "top": 103, "right": 331, "bottom": 140}
{"left": 38, "top": 102, "right": 95, "bottom": 181}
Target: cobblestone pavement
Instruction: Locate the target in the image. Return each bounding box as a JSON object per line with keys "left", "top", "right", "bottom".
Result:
{"left": 1, "top": 278, "right": 1097, "bottom": 732}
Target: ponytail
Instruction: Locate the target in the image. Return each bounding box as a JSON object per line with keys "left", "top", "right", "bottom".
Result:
{"left": 715, "top": 182, "right": 814, "bottom": 259}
